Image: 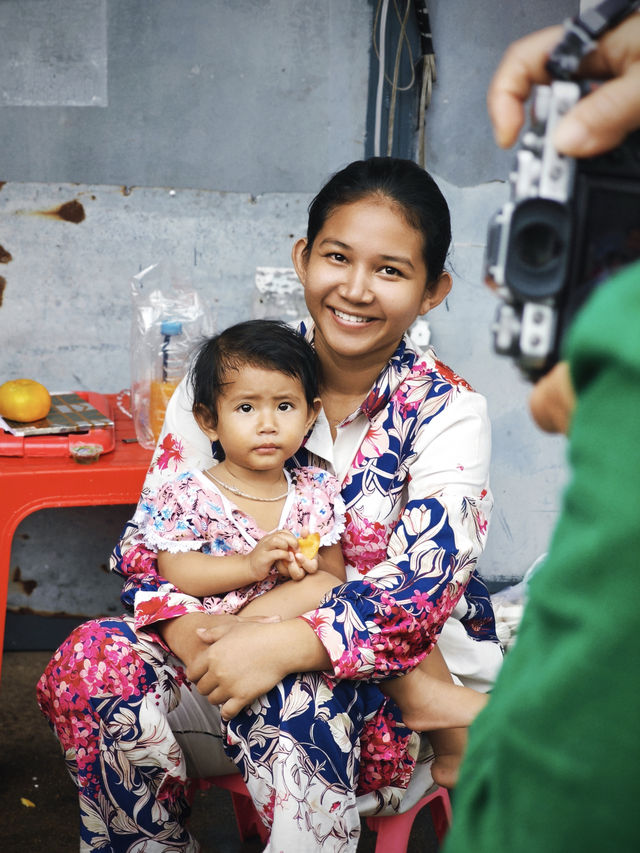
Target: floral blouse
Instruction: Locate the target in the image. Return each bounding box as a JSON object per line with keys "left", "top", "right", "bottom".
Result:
{"left": 112, "top": 328, "right": 502, "bottom": 691}
{"left": 134, "top": 466, "right": 345, "bottom": 616}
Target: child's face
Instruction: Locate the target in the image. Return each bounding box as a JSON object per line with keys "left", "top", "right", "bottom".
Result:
{"left": 292, "top": 197, "right": 451, "bottom": 370}
{"left": 201, "top": 365, "right": 320, "bottom": 474}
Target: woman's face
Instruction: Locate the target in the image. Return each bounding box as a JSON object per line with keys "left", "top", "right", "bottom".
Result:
{"left": 293, "top": 198, "right": 451, "bottom": 372}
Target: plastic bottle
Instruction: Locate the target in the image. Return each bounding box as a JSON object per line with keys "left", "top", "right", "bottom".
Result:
{"left": 149, "top": 319, "right": 188, "bottom": 442}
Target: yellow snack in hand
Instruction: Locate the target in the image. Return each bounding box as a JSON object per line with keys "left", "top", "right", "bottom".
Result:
{"left": 297, "top": 532, "right": 321, "bottom": 559}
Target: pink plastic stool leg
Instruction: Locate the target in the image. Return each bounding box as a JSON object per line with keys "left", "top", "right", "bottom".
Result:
{"left": 365, "top": 787, "right": 451, "bottom": 853}
{"left": 207, "top": 774, "right": 270, "bottom": 845}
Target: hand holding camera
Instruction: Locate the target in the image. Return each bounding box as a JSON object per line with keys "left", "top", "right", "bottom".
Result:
{"left": 485, "top": 3, "right": 640, "bottom": 381}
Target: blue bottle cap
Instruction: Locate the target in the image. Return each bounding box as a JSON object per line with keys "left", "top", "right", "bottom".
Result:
{"left": 160, "top": 320, "right": 183, "bottom": 336}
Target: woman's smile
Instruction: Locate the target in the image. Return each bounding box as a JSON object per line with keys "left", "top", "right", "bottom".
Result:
{"left": 331, "top": 307, "right": 374, "bottom": 325}
{"left": 293, "top": 198, "right": 433, "bottom": 371}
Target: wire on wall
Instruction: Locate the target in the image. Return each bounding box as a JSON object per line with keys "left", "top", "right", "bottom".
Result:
{"left": 414, "top": 1, "right": 436, "bottom": 167}
{"left": 371, "top": 0, "right": 435, "bottom": 165}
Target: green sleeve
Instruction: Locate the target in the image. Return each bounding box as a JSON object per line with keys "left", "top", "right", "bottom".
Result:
{"left": 445, "top": 263, "right": 640, "bottom": 853}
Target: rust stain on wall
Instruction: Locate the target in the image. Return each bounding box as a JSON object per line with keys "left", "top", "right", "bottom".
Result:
{"left": 0, "top": 245, "right": 13, "bottom": 264}
{"left": 0, "top": 277, "right": 6, "bottom": 307}
{"left": 11, "top": 567, "right": 38, "bottom": 596}
{"left": 35, "top": 199, "right": 86, "bottom": 224}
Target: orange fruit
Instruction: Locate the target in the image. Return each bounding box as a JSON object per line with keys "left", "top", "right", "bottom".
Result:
{"left": 0, "top": 378, "right": 51, "bottom": 422}
{"left": 297, "top": 532, "right": 321, "bottom": 559}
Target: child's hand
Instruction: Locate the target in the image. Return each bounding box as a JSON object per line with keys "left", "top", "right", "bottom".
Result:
{"left": 291, "top": 550, "right": 319, "bottom": 577}
{"left": 274, "top": 527, "right": 320, "bottom": 581}
{"left": 248, "top": 530, "right": 299, "bottom": 581}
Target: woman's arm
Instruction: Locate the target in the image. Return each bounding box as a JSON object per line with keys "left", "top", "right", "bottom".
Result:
{"left": 298, "top": 385, "right": 495, "bottom": 682}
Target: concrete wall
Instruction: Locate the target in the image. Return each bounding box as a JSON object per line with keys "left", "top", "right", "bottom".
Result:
{"left": 1, "top": 0, "right": 577, "bottom": 645}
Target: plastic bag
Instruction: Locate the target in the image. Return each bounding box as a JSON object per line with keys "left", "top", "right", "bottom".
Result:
{"left": 130, "top": 263, "right": 213, "bottom": 449}
{"left": 490, "top": 553, "right": 547, "bottom": 651}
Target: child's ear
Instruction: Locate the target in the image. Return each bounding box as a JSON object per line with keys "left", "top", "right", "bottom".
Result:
{"left": 305, "top": 397, "right": 322, "bottom": 431}
{"left": 194, "top": 405, "right": 218, "bottom": 442}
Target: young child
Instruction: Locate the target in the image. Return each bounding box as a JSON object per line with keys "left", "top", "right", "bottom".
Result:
{"left": 136, "top": 319, "right": 347, "bottom": 620}
{"left": 137, "top": 317, "right": 486, "bottom": 786}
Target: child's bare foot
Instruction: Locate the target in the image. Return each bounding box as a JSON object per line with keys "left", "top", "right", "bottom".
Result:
{"left": 397, "top": 680, "right": 489, "bottom": 731}
{"left": 431, "top": 752, "right": 463, "bottom": 789}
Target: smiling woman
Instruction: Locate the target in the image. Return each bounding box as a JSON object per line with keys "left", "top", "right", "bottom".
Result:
{"left": 38, "top": 158, "right": 502, "bottom": 852}
{"left": 293, "top": 197, "right": 451, "bottom": 405}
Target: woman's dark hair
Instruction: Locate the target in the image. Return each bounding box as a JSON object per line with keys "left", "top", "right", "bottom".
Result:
{"left": 304, "top": 157, "right": 451, "bottom": 285}
{"left": 190, "top": 319, "right": 320, "bottom": 429}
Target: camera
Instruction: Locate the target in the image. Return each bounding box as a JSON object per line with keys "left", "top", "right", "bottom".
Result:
{"left": 484, "top": 79, "right": 640, "bottom": 380}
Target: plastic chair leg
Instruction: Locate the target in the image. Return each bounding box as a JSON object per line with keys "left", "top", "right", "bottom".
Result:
{"left": 365, "top": 787, "right": 451, "bottom": 853}
{"left": 229, "top": 790, "right": 270, "bottom": 845}
{"left": 206, "top": 774, "right": 270, "bottom": 845}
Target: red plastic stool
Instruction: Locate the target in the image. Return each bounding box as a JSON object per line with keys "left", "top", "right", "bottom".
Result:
{"left": 207, "top": 773, "right": 451, "bottom": 852}
{"left": 206, "top": 774, "right": 269, "bottom": 845}
{"left": 365, "top": 785, "right": 452, "bottom": 850}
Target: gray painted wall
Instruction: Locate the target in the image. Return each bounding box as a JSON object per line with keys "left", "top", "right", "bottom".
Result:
{"left": 2, "top": 0, "right": 577, "bottom": 642}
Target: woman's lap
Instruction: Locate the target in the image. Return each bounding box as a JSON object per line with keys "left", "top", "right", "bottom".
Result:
{"left": 36, "top": 615, "right": 416, "bottom": 851}
{"left": 37, "top": 615, "right": 206, "bottom": 850}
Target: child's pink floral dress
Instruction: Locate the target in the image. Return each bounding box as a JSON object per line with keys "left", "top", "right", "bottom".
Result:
{"left": 135, "top": 466, "right": 345, "bottom": 615}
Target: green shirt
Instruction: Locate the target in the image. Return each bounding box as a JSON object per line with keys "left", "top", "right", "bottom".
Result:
{"left": 445, "top": 261, "right": 640, "bottom": 853}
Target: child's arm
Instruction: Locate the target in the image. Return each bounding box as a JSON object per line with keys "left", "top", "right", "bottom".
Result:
{"left": 315, "top": 542, "right": 346, "bottom": 581}
{"left": 237, "top": 541, "right": 346, "bottom": 621}
{"left": 240, "top": 568, "right": 342, "bottom": 622}
{"left": 158, "top": 529, "right": 300, "bottom": 598}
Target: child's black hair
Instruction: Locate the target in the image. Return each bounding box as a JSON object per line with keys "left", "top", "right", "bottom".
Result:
{"left": 190, "top": 319, "right": 320, "bottom": 431}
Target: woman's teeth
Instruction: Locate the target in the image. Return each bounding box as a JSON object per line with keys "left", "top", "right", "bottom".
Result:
{"left": 334, "top": 308, "right": 370, "bottom": 324}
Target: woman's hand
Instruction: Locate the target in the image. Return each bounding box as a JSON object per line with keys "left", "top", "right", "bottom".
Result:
{"left": 188, "top": 616, "right": 332, "bottom": 719}
{"left": 188, "top": 620, "right": 292, "bottom": 718}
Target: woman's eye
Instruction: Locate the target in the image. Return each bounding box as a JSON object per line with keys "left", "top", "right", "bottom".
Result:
{"left": 382, "top": 265, "right": 402, "bottom": 277}
{"left": 328, "top": 252, "right": 347, "bottom": 263}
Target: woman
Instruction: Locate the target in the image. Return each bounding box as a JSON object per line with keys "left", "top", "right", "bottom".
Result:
{"left": 38, "top": 157, "right": 502, "bottom": 852}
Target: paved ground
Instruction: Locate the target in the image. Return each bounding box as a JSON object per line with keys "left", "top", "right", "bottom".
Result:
{"left": 0, "top": 650, "right": 440, "bottom": 852}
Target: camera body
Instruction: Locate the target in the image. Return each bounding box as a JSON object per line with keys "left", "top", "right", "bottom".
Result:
{"left": 485, "top": 80, "right": 640, "bottom": 379}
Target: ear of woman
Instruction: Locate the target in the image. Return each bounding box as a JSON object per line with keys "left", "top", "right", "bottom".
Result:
{"left": 420, "top": 271, "right": 452, "bottom": 315}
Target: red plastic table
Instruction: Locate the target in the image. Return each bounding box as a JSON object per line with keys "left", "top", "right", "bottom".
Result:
{"left": 0, "top": 394, "right": 153, "bottom": 679}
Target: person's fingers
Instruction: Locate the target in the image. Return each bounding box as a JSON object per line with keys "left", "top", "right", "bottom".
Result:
{"left": 487, "top": 26, "right": 563, "bottom": 148}
{"left": 287, "top": 561, "right": 306, "bottom": 581}
{"left": 220, "top": 698, "right": 243, "bottom": 720}
{"left": 272, "top": 529, "right": 299, "bottom": 548}
{"left": 529, "top": 361, "right": 575, "bottom": 435}
{"left": 295, "top": 553, "right": 318, "bottom": 574}
{"left": 205, "top": 685, "right": 230, "bottom": 706}
{"left": 554, "top": 67, "right": 640, "bottom": 156}
{"left": 189, "top": 666, "right": 219, "bottom": 696}
{"left": 195, "top": 623, "right": 232, "bottom": 644}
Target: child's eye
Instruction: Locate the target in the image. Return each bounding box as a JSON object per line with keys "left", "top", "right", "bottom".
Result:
{"left": 237, "top": 403, "right": 253, "bottom": 413}
{"left": 278, "top": 402, "right": 294, "bottom": 412}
